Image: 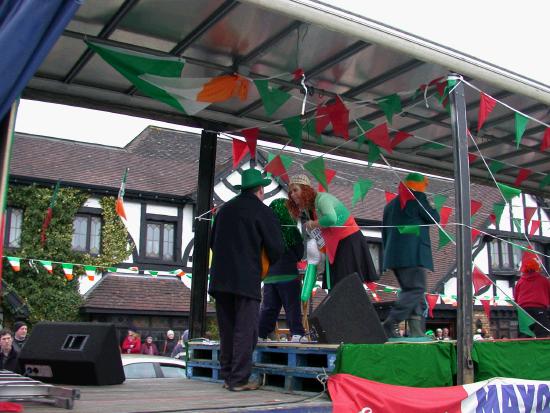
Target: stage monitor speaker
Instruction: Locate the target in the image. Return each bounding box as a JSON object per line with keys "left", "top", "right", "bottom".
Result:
{"left": 19, "top": 322, "right": 125, "bottom": 385}
{"left": 309, "top": 273, "right": 387, "bottom": 344}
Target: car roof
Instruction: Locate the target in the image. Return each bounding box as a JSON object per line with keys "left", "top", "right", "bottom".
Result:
{"left": 121, "top": 354, "right": 186, "bottom": 367}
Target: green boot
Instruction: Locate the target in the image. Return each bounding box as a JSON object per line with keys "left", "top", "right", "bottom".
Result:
{"left": 407, "top": 315, "right": 425, "bottom": 337}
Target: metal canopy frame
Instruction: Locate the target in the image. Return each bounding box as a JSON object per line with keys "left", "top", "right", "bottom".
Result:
{"left": 19, "top": 0, "right": 550, "bottom": 385}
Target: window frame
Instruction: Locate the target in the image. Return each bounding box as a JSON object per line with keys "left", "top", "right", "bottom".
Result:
{"left": 4, "top": 206, "right": 23, "bottom": 249}
{"left": 71, "top": 207, "right": 102, "bottom": 256}
{"left": 140, "top": 212, "right": 182, "bottom": 264}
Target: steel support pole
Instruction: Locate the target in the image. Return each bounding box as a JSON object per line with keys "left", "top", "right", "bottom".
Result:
{"left": 189, "top": 130, "right": 218, "bottom": 339}
{"left": 448, "top": 74, "right": 474, "bottom": 384}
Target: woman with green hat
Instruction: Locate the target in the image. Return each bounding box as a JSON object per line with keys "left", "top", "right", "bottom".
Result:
{"left": 258, "top": 198, "right": 305, "bottom": 341}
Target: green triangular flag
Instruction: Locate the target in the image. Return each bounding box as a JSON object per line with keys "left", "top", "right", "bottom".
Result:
{"left": 351, "top": 179, "right": 373, "bottom": 207}
{"left": 367, "top": 141, "right": 381, "bottom": 166}
{"left": 254, "top": 79, "right": 292, "bottom": 116}
{"left": 514, "top": 113, "right": 529, "bottom": 148}
{"left": 438, "top": 228, "right": 454, "bottom": 249}
{"left": 539, "top": 174, "right": 550, "bottom": 189}
{"left": 282, "top": 116, "right": 303, "bottom": 149}
{"left": 356, "top": 120, "right": 375, "bottom": 150}
{"left": 397, "top": 225, "right": 420, "bottom": 236}
{"left": 512, "top": 217, "right": 523, "bottom": 233}
{"left": 492, "top": 202, "right": 505, "bottom": 226}
{"left": 280, "top": 154, "right": 293, "bottom": 170}
{"left": 488, "top": 160, "right": 505, "bottom": 176}
{"left": 376, "top": 94, "right": 402, "bottom": 124}
{"left": 303, "top": 119, "right": 322, "bottom": 144}
{"left": 420, "top": 142, "right": 446, "bottom": 150}
{"left": 433, "top": 194, "right": 448, "bottom": 212}
{"left": 516, "top": 307, "right": 536, "bottom": 337}
{"left": 107, "top": 267, "right": 117, "bottom": 272}
{"left": 303, "top": 157, "right": 328, "bottom": 191}
{"left": 496, "top": 182, "right": 521, "bottom": 202}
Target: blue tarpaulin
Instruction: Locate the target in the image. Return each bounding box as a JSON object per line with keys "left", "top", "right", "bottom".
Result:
{"left": 0, "top": 0, "right": 82, "bottom": 120}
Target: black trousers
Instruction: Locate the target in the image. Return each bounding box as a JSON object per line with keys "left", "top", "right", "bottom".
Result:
{"left": 519, "top": 307, "right": 550, "bottom": 338}
{"left": 215, "top": 292, "right": 260, "bottom": 387}
{"left": 388, "top": 267, "right": 427, "bottom": 322}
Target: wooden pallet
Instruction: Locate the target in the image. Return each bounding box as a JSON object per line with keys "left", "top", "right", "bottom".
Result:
{"left": 187, "top": 342, "right": 337, "bottom": 393}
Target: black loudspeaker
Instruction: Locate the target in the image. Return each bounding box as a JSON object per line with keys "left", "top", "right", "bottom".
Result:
{"left": 19, "top": 322, "right": 125, "bottom": 385}
{"left": 309, "top": 273, "right": 387, "bottom": 344}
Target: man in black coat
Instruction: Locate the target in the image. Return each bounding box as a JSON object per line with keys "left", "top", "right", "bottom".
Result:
{"left": 209, "top": 168, "right": 284, "bottom": 391}
{"left": 0, "top": 329, "right": 22, "bottom": 374}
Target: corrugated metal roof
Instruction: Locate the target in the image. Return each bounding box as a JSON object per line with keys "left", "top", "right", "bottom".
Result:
{"left": 23, "top": 0, "right": 550, "bottom": 197}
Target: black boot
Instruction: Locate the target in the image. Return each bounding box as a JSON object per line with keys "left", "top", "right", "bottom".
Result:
{"left": 382, "top": 318, "right": 400, "bottom": 338}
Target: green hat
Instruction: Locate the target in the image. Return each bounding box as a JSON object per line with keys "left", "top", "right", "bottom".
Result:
{"left": 405, "top": 172, "right": 426, "bottom": 182}
{"left": 235, "top": 168, "right": 272, "bottom": 190}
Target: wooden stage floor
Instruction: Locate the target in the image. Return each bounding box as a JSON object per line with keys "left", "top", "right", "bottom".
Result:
{"left": 21, "top": 378, "right": 332, "bottom": 413}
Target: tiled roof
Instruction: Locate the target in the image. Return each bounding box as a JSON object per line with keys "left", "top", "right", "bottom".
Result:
{"left": 10, "top": 127, "right": 233, "bottom": 199}
{"left": 82, "top": 274, "right": 215, "bottom": 314}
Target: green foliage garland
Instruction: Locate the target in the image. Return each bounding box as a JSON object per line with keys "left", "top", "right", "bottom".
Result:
{"left": 2, "top": 184, "right": 133, "bottom": 326}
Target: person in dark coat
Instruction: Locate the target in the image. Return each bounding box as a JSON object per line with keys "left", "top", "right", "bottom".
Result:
{"left": 0, "top": 329, "right": 21, "bottom": 374}
{"left": 382, "top": 173, "right": 440, "bottom": 338}
{"left": 514, "top": 251, "right": 550, "bottom": 337}
{"left": 258, "top": 198, "right": 305, "bottom": 341}
{"left": 12, "top": 321, "right": 28, "bottom": 352}
{"left": 209, "top": 168, "right": 284, "bottom": 391}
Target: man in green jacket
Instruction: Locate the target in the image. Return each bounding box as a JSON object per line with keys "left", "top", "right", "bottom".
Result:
{"left": 381, "top": 173, "right": 440, "bottom": 338}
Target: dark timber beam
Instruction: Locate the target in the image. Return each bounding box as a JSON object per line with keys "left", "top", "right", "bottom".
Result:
{"left": 189, "top": 130, "right": 218, "bottom": 339}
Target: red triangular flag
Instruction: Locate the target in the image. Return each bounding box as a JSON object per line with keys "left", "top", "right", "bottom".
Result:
{"left": 529, "top": 220, "right": 541, "bottom": 236}
{"left": 264, "top": 155, "right": 289, "bottom": 183}
{"left": 524, "top": 206, "right": 537, "bottom": 226}
{"left": 514, "top": 168, "right": 533, "bottom": 187}
{"left": 330, "top": 97, "right": 350, "bottom": 140}
{"left": 242, "top": 128, "right": 259, "bottom": 159}
{"left": 480, "top": 299, "right": 491, "bottom": 320}
{"left": 489, "top": 213, "right": 496, "bottom": 225}
{"left": 439, "top": 206, "right": 453, "bottom": 228}
{"left": 318, "top": 168, "right": 336, "bottom": 192}
{"left": 232, "top": 139, "right": 249, "bottom": 169}
{"left": 315, "top": 97, "right": 350, "bottom": 140}
{"left": 470, "top": 199, "right": 482, "bottom": 217}
{"left": 366, "top": 123, "right": 393, "bottom": 153}
{"left": 477, "top": 93, "right": 497, "bottom": 131}
{"left": 425, "top": 293, "right": 439, "bottom": 318}
{"left": 471, "top": 228, "right": 481, "bottom": 242}
{"left": 365, "top": 282, "right": 380, "bottom": 302}
{"left": 315, "top": 105, "right": 332, "bottom": 135}
{"left": 390, "top": 131, "right": 411, "bottom": 149}
{"left": 398, "top": 182, "right": 415, "bottom": 209}
{"left": 385, "top": 191, "right": 397, "bottom": 204}
{"left": 540, "top": 128, "right": 550, "bottom": 151}
{"left": 292, "top": 68, "right": 304, "bottom": 81}
{"left": 472, "top": 267, "right": 492, "bottom": 295}
{"left": 468, "top": 153, "right": 478, "bottom": 164}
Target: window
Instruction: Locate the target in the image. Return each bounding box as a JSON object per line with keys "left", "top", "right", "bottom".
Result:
{"left": 490, "top": 238, "right": 535, "bottom": 272}
{"left": 145, "top": 221, "right": 175, "bottom": 261}
{"left": 5, "top": 207, "right": 23, "bottom": 248}
{"left": 123, "top": 362, "right": 157, "bottom": 379}
{"left": 368, "top": 242, "right": 382, "bottom": 276}
{"left": 159, "top": 364, "right": 186, "bottom": 378}
{"left": 72, "top": 215, "right": 101, "bottom": 254}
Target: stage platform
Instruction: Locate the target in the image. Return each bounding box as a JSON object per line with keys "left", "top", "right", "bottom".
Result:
{"left": 19, "top": 378, "right": 332, "bottom": 413}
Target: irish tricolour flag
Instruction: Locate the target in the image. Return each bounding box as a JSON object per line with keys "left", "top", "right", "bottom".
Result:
{"left": 7, "top": 257, "right": 20, "bottom": 272}
{"left": 62, "top": 263, "right": 74, "bottom": 281}
{"left": 86, "top": 41, "right": 213, "bottom": 115}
